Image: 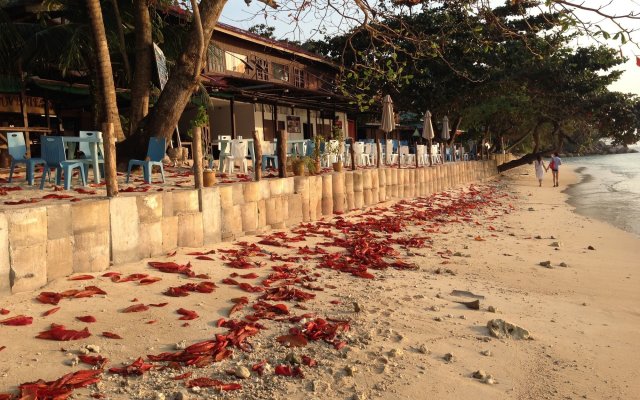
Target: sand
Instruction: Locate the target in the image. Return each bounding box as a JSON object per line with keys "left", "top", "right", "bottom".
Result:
{"left": 0, "top": 165, "right": 638, "bottom": 400}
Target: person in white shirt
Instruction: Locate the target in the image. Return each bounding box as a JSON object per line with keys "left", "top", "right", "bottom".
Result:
{"left": 534, "top": 154, "right": 546, "bottom": 187}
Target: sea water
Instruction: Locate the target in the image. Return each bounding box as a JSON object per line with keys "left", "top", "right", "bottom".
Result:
{"left": 565, "top": 147, "right": 640, "bottom": 237}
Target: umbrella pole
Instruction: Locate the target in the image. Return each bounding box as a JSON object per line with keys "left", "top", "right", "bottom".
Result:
{"left": 376, "top": 131, "right": 381, "bottom": 168}
{"left": 428, "top": 138, "right": 433, "bottom": 166}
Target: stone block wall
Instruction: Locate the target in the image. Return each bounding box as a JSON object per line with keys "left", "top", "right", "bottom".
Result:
{"left": 0, "top": 159, "right": 507, "bottom": 296}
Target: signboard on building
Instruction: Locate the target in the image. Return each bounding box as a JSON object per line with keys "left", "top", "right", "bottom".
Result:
{"left": 0, "top": 94, "right": 52, "bottom": 114}
{"left": 287, "top": 115, "right": 301, "bottom": 134}
{"left": 153, "top": 43, "right": 169, "bottom": 90}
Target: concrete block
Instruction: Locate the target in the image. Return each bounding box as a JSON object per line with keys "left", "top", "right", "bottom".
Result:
{"left": 6, "top": 207, "right": 47, "bottom": 247}
{"left": 353, "top": 171, "right": 363, "bottom": 192}
{"left": 47, "top": 204, "right": 72, "bottom": 240}
{"left": 241, "top": 202, "right": 258, "bottom": 233}
{"left": 280, "top": 195, "right": 290, "bottom": 223}
{"left": 243, "top": 182, "right": 261, "bottom": 203}
{"left": 137, "top": 194, "right": 163, "bottom": 223}
{"left": 138, "top": 221, "right": 163, "bottom": 258}
{"left": 269, "top": 179, "right": 284, "bottom": 197}
{"left": 332, "top": 172, "right": 345, "bottom": 195}
{"left": 172, "top": 190, "right": 200, "bottom": 215}
{"left": 354, "top": 191, "right": 364, "bottom": 209}
{"left": 0, "top": 214, "right": 10, "bottom": 295}
{"left": 283, "top": 177, "right": 295, "bottom": 195}
{"left": 218, "top": 185, "right": 234, "bottom": 209}
{"left": 178, "top": 212, "right": 204, "bottom": 248}
{"left": 10, "top": 242, "right": 47, "bottom": 293}
{"left": 110, "top": 196, "right": 140, "bottom": 265}
{"left": 362, "top": 169, "right": 372, "bottom": 190}
{"left": 231, "top": 184, "right": 246, "bottom": 206}
{"left": 162, "top": 191, "right": 174, "bottom": 217}
{"left": 287, "top": 194, "right": 303, "bottom": 226}
{"left": 363, "top": 189, "right": 373, "bottom": 206}
{"left": 307, "top": 176, "right": 320, "bottom": 221}
{"left": 371, "top": 168, "right": 379, "bottom": 191}
{"left": 397, "top": 169, "right": 405, "bottom": 198}
{"left": 294, "top": 176, "right": 310, "bottom": 222}
{"left": 321, "top": 174, "right": 333, "bottom": 216}
{"left": 46, "top": 237, "right": 73, "bottom": 281}
{"left": 257, "top": 199, "right": 267, "bottom": 230}
{"left": 201, "top": 187, "right": 221, "bottom": 245}
{"left": 162, "top": 216, "right": 178, "bottom": 254}
{"left": 372, "top": 188, "right": 379, "bottom": 204}
{"left": 259, "top": 180, "right": 271, "bottom": 200}
{"left": 73, "top": 230, "right": 110, "bottom": 272}
{"left": 71, "top": 200, "right": 109, "bottom": 235}
{"left": 378, "top": 169, "right": 387, "bottom": 202}
{"left": 346, "top": 192, "right": 355, "bottom": 210}
{"left": 264, "top": 198, "right": 280, "bottom": 226}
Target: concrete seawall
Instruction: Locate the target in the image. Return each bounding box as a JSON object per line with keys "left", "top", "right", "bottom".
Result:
{"left": 0, "top": 156, "right": 514, "bottom": 297}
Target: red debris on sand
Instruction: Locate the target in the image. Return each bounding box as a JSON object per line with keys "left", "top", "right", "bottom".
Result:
{"left": 79, "top": 355, "right": 108, "bottom": 368}
{"left": 0, "top": 346, "right": 5, "bottom": 352}
{"left": 4, "top": 198, "right": 40, "bottom": 205}
{"left": 37, "top": 324, "right": 91, "bottom": 341}
{"left": 282, "top": 318, "right": 350, "bottom": 350}
{"left": 276, "top": 333, "right": 308, "bottom": 348}
{"left": 176, "top": 308, "right": 199, "bottom": 320}
{"left": 260, "top": 286, "right": 316, "bottom": 302}
{"left": 164, "top": 282, "right": 216, "bottom": 297}
{"left": 187, "top": 250, "right": 216, "bottom": 256}
{"left": 139, "top": 277, "right": 162, "bottom": 285}
{"left": 37, "top": 286, "right": 107, "bottom": 305}
{"left": 68, "top": 274, "right": 95, "bottom": 281}
{"left": 274, "top": 364, "right": 304, "bottom": 378}
{"left": 185, "top": 378, "right": 242, "bottom": 391}
{"left": 0, "top": 308, "right": 9, "bottom": 315}
{"left": 148, "top": 302, "right": 169, "bottom": 307}
{"left": 122, "top": 304, "right": 149, "bottom": 313}
{"left": 228, "top": 297, "right": 248, "bottom": 317}
{"left": 109, "top": 357, "right": 154, "bottom": 376}
{"left": 0, "top": 315, "right": 33, "bottom": 326}
{"left": 194, "top": 255, "right": 215, "bottom": 261}
{"left": 102, "top": 332, "right": 122, "bottom": 339}
{"left": 6, "top": 369, "right": 103, "bottom": 400}
{"left": 76, "top": 316, "right": 97, "bottom": 323}
{"left": 148, "top": 261, "right": 198, "bottom": 278}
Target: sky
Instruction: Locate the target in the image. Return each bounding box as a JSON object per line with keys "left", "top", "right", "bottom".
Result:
{"left": 219, "top": 0, "right": 640, "bottom": 96}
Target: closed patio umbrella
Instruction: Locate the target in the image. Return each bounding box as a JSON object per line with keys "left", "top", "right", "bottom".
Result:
{"left": 379, "top": 95, "right": 395, "bottom": 167}
{"left": 441, "top": 116, "right": 450, "bottom": 162}
{"left": 422, "top": 110, "right": 434, "bottom": 165}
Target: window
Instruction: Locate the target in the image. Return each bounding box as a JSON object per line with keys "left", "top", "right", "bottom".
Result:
{"left": 272, "top": 63, "right": 289, "bottom": 82}
{"left": 255, "top": 57, "right": 269, "bottom": 81}
{"left": 225, "top": 51, "right": 248, "bottom": 73}
{"left": 294, "top": 68, "right": 305, "bottom": 88}
{"left": 207, "top": 45, "right": 224, "bottom": 73}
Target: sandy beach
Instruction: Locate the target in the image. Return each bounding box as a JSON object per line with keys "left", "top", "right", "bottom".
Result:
{"left": 1, "top": 165, "right": 638, "bottom": 400}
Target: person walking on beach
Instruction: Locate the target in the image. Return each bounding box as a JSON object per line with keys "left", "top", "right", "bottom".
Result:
{"left": 534, "top": 154, "right": 546, "bottom": 187}
{"left": 548, "top": 152, "right": 562, "bottom": 187}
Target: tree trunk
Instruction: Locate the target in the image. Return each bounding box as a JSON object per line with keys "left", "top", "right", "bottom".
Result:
{"left": 102, "top": 122, "right": 119, "bottom": 196}
{"left": 193, "top": 126, "right": 203, "bottom": 189}
{"left": 129, "top": 0, "right": 152, "bottom": 136}
{"left": 375, "top": 132, "right": 381, "bottom": 168}
{"left": 350, "top": 141, "right": 356, "bottom": 171}
{"left": 109, "top": 0, "right": 130, "bottom": 84}
{"left": 276, "top": 129, "right": 287, "bottom": 178}
{"left": 497, "top": 149, "right": 553, "bottom": 172}
{"left": 86, "top": 0, "right": 125, "bottom": 141}
{"left": 252, "top": 129, "right": 262, "bottom": 181}
{"left": 143, "top": 0, "right": 228, "bottom": 142}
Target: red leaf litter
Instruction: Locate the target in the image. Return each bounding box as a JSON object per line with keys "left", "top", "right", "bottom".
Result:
{"left": 78, "top": 355, "right": 109, "bottom": 368}
{"left": 109, "top": 357, "right": 154, "bottom": 376}
{"left": 1, "top": 369, "right": 103, "bottom": 400}
{"left": 148, "top": 261, "right": 199, "bottom": 278}
{"left": 121, "top": 304, "right": 149, "bottom": 313}
{"left": 274, "top": 364, "right": 304, "bottom": 378}
{"left": 185, "top": 377, "right": 242, "bottom": 391}
{"left": 0, "top": 315, "right": 33, "bottom": 326}
{"left": 43, "top": 307, "right": 61, "bottom": 317}
{"left": 164, "top": 282, "right": 217, "bottom": 297}
{"left": 176, "top": 308, "right": 199, "bottom": 320}
{"left": 76, "top": 315, "right": 97, "bottom": 323}
{"left": 229, "top": 297, "right": 249, "bottom": 317}
{"left": 67, "top": 274, "right": 95, "bottom": 281}
{"left": 0, "top": 346, "right": 5, "bottom": 352}
{"left": 37, "top": 324, "right": 91, "bottom": 341}
{"left": 102, "top": 332, "right": 123, "bottom": 339}
{"left": 0, "top": 308, "right": 9, "bottom": 315}
{"left": 37, "top": 286, "right": 107, "bottom": 305}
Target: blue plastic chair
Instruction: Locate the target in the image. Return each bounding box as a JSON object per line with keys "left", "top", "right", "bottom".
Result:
{"left": 7, "top": 132, "right": 46, "bottom": 185}
{"left": 305, "top": 140, "right": 315, "bottom": 157}
{"left": 39, "top": 136, "right": 87, "bottom": 190}
{"left": 126, "top": 137, "right": 166, "bottom": 183}
{"left": 78, "top": 131, "right": 105, "bottom": 181}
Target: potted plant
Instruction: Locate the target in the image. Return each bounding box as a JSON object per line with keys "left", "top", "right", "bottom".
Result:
{"left": 330, "top": 125, "right": 344, "bottom": 172}
{"left": 291, "top": 156, "right": 306, "bottom": 176}
{"left": 312, "top": 134, "right": 323, "bottom": 174}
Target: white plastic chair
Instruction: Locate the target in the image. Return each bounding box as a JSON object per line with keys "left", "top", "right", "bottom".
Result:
{"left": 399, "top": 146, "right": 414, "bottom": 166}
{"left": 223, "top": 140, "right": 248, "bottom": 174}
{"left": 385, "top": 140, "right": 398, "bottom": 166}
{"left": 353, "top": 142, "right": 369, "bottom": 166}
{"left": 431, "top": 144, "right": 442, "bottom": 164}
{"left": 416, "top": 145, "right": 426, "bottom": 166}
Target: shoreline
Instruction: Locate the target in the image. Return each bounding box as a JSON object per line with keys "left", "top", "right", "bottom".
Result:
{"left": 1, "top": 166, "right": 638, "bottom": 399}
